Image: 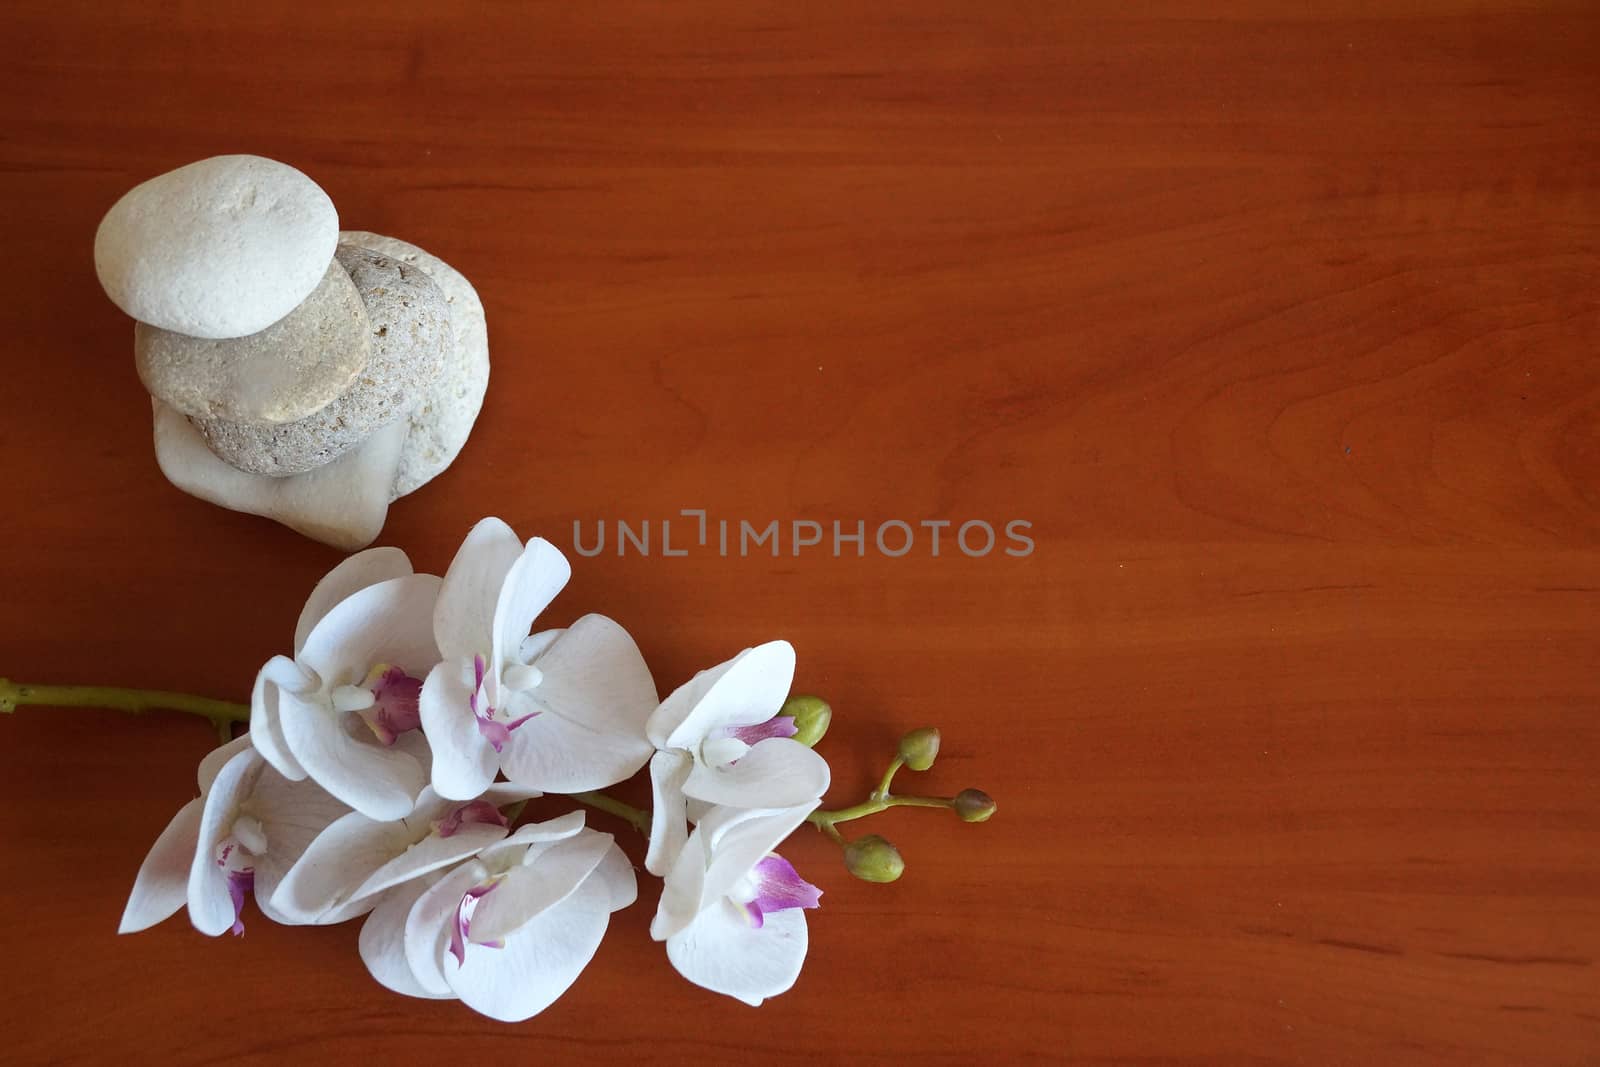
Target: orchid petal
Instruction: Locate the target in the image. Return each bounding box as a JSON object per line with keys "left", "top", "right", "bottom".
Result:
{"left": 419, "top": 662, "right": 498, "bottom": 801}
{"left": 445, "top": 891, "right": 611, "bottom": 1023}
{"left": 277, "top": 687, "right": 426, "bottom": 821}
{"left": 518, "top": 628, "right": 564, "bottom": 665}
{"left": 406, "top": 861, "right": 488, "bottom": 996}
{"left": 296, "top": 573, "right": 442, "bottom": 684}
{"left": 499, "top": 703, "right": 652, "bottom": 793}
{"left": 652, "top": 641, "right": 795, "bottom": 750}
{"left": 119, "top": 798, "right": 204, "bottom": 934}
{"left": 269, "top": 809, "right": 412, "bottom": 924}
{"left": 682, "top": 737, "right": 830, "bottom": 810}
{"left": 187, "top": 745, "right": 264, "bottom": 936}
{"left": 249, "top": 656, "right": 310, "bottom": 781}
{"left": 349, "top": 823, "right": 510, "bottom": 905}
{"left": 359, "top": 871, "right": 454, "bottom": 1000}
{"left": 697, "top": 803, "right": 818, "bottom": 915}
{"left": 434, "top": 517, "right": 522, "bottom": 664}
{"left": 246, "top": 771, "right": 354, "bottom": 918}
{"left": 482, "top": 812, "right": 588, "bottom": 860}
{"left": 469, "top": 830, "right": 614, "bottom": 945}
{"left": 645, "top": 749, "right": 692, "bottom": 877}
{"left": 506, "top": 614, "right": 657, "bottom": 784}
{"left": 294, "top": 547, "right": 413, "bottom": 657}
{"left": 196, "top": 733, "right": 256, "bottom": 794}
{"left": 665, "top": 897, "right": 809, "bottom": 1007}
{"left": 489, "top": 537, "right": 571, "bottom": 676}
{"left": 590, "top": 838, "right": 639, "bottom": 912}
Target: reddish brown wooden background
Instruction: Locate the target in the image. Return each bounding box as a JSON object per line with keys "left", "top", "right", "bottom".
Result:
{"left": 1, "top": 2, "right": 1596, "bottom": 1064}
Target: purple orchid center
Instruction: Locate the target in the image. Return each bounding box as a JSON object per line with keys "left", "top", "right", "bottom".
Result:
{"left": 739, "top": 852, "right": 822, "bottom": 929}
{"left": 356, "top": 664, "right": 423, "bottom": 746}
{"left": 449, "top": 879, "right": 506, "bottom": 965}
{"left": 720, "top": 714, "right": 798, "bottom": 747}
{"left": 216, "top": 841, "right": 255, "bottom": 937}
{"left": 434, "top": 799, "right": 509, "bottom": 839}
{"left": 468, "top": 654, "right": 538, "bottom": 754}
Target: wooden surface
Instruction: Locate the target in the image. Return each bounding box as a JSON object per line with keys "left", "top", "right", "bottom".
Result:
{"left": 1, "top": 2, "right": 1596, "bottom": 1064}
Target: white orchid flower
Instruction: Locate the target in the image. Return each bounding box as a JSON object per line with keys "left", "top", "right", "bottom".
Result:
{"left": 651, "top": 802, "right": 822, "bottom": 1006}
{"left": 359, "top": 812, "right": 637, "bottom": 1021}
{"left": 644, "top": 641, "right": 830, "bottom": 876}
{"left": 250, "top": 546, "right": 443, "bottom": 821}
{"left": 268, "top": 784, "right": 538, "bottom": 925}
{"left": 419, "top": 517, "right": 657, "bottom": 799}
{"left": 119, "top": 735, "right": 350, "bottom": 937}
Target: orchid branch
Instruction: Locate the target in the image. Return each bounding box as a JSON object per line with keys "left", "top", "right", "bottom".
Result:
{"left": 568, "top": 790, "right": 651, "bottom": 835}
{"left": 0, "top": 678, "right": 248, "bottom": 742}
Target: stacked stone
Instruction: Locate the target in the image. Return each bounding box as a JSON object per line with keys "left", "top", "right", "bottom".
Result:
{"left": 94, "top": 155, "right": 489, "bottom": 550}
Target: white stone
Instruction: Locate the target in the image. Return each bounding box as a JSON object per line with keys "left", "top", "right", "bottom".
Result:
{"left": 96, "top": 155, "right": 339, "bottom": 339}
{"left": 341, "top": 231, "right": 489, "bottom": 500}
{"left": 151, "top": 399, "right": 404, "bottom": 551}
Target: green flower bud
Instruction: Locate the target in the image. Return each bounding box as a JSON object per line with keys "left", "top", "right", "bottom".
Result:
{"left": 953, "top": 788, "right": 996, "bottom": 823}
{"left": 781, "top": 694, "right": 832, "bottom": 748}
{"left": 897, "top": 727, "right": 941, "bottom": 771}
{"left": 842, "top": 834, "right": 904, "bottom": 883}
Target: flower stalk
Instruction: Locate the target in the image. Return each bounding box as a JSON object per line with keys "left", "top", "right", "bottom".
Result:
{"left": 0, "top": 677, "right": 248, "bottom": 742}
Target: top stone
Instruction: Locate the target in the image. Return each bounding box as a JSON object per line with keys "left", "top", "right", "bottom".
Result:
{"left": 94, "top": 155, "right": 339, "bottom": 339}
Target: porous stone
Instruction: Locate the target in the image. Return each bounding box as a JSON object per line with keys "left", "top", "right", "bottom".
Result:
{"left": 341, "top": 231, "right": 490, "bottom": 500}
{"left": 134, "top": 259, "right": 370, "bottom": 423}
{"left": 152, "top": 399, "right": 405, "bottom": 551}
{"left": 191, "top": 243, "right": 450, "bottom": 476}
{"left": 95, "top": 155, "right": 338, "bottom": 339}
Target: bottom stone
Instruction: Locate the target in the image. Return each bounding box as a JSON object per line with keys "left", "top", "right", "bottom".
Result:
{"left": 152, "top": 399, "right": 406, "bottom": 551}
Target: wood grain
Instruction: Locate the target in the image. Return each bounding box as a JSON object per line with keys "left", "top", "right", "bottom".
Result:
{"left": 0, "top": 2, "right": 1596, "bottom": 1063}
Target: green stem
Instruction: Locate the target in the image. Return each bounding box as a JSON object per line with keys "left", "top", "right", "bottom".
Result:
{"left": 568, "top": 790, "right": 651, "bottom": 835}
{"left": 871, "top": 756, "right": 905, "bottom": 802}
{"left": 0, "top": 678, "right": 249, "bottom": 742}
{"left": 808, "top": 793, "right": 955, "bottom": 835}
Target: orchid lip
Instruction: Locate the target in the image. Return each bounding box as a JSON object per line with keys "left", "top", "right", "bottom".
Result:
{"left": 434, "top": 799, "right": 509, "bottom": 838}
{"left": 354, "top": 663, "right": 424, "bottom": 746}
{"left": 449, "top": 879, "right": 504, "bottom": 965}
{"left": 216, "top": 841, "right": 256, "bottom": 937}
{"left": 738, "top": 853, "right": 822, "bottom": 930}
{"left": 468, "top": 653, "right": 538, "bottom": 753}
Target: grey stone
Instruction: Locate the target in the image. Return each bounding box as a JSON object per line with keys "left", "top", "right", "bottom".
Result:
{"left": 95, "top": 155, "right": 339, "bottom": 339}
{"left": 340, "top": 231, "right": 490, "bottom": 499}
{"left": 134, "top": 259, "right": 370, "bottom": 423}
{"left": 192, "top": 243, "right": 450, "bottom": 476}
